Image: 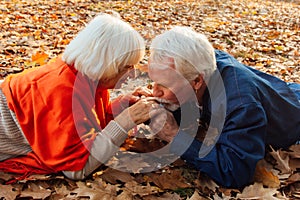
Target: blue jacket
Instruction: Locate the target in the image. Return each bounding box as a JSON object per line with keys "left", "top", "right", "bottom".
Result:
{"left": 171, "top": 50, "right": 300, "bottom": 188}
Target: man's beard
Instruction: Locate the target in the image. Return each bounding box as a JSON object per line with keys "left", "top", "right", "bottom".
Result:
{"left": 147, "top": 97, "right": 180, "bottom": 111}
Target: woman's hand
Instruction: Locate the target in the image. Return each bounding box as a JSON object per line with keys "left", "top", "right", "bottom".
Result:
{"left": 111, "top": 87, "right": 153, "bottom": 115}
{"left": 114, "top": 98, "right": 158, "bottom": 131}
{"left": 132, "top": 86, "right": 153, "bottom": 98}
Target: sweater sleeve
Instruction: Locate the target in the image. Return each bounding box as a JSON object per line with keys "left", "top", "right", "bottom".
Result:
{"left": 63, "top": 120, "right": 127, "bottom": 180}
{"left": 171, "top": 103, "right": 267, "bottom": 188}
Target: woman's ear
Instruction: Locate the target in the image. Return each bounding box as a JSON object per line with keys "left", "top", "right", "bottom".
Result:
{"left": 192, "top": 74, "right": 204, "bottom": 90}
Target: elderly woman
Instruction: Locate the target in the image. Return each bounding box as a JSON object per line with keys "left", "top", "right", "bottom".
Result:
{"left": 147, "top": 26, "right": 300, "bottom": 188}
{"left": 0, "top": 13, "right": 155, "bottom": 180}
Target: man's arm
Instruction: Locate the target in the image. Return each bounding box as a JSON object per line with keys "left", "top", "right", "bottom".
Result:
{"left": 171, "top": 103, "right": 267, "bottom": 188}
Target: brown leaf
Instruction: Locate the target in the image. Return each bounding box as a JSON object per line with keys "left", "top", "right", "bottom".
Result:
{"left": 288, "top": 145, "right": 300, "bottom": 159}
{"left": 0, "top": 172, "right": 14, "bottom": 182}
{"left": 143, "top": 192, "right": 182, "bottom": 200}
{"left": 0, "top": 184, "right": 19, "bottom": 200}
{"left": 68, "top": 181, "right": 115, "bottom": 200}
{"left": 147, "top": 169, "right": 190, "bottom": 190}
{"left": 115, "top": 190, "right": 133, "bottom": 200}
{"left": 124, "top": 180, "right": 162, "bottom": 197}
{"left": 193, "top": 174, "right": 218, "bottom": 193}
{"left": 236, "top": 183, "right": 278, "bottom": 199}
{"left": 121, "top": 137, "right": 166, "bottom": 153}
{"left": 269, "top": 146, "right": 291, "bottom": 174}
{"left": 100, "top": 168, "right": 134, "bottom": 184}
{"left": 289, "top": 158, "right": 300, "bottom": 171}
{"left": 187, "top": 190, "right": 209, "bottom": 200}
{"left": 20, "top": 186, "right": 52, "bottom": 199}
{"left": 106, "top": 151, "right": 153, "bottom": 173}
{"left": 286, "top": 173, "right": 300, "bottom": 185}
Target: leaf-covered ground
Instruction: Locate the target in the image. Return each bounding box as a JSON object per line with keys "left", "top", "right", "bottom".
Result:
{"left": 0, "top": 0, "right": 300, "bottom": 199}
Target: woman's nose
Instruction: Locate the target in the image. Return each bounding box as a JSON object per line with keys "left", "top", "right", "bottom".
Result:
{"left": 152, "top": 83, "right": 163, "bottom": 97}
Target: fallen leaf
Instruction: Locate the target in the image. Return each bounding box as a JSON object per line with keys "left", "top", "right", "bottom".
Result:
{"left": 68, "top": 181, "right": 115, "bottom": 200}
{"left": 100, "top": 168, "right": 134, "bottom": 184}
{"left": 124, "top": 180, "right": 162, "bottom": 197}
{"left": 31, "top": 51, "right": 49, "bottom": 66}
{"left": 269, "top": 146, "right": 291, "bottom": 174}
{"left": 19, "top": 183, "right": 52, "bottom": 200}
{"left": 288, "top": 145, "right": 300, "bottom": 159}
{"left": 0, "top": 184, "right": 19, "bottom": 200}
{"left": 236, "top": 183, "right": 278, "bottom": 199}
{"left": 143, "top": 192, "right": 182, "bottom": 200}
{"left": 254, "top": 160, "right": 280, "bottom": 188}
{"left": 289, "top": 158, "right": 300, "bottom": 171}
{"left": 187, "top": 190, "right": 208, "bottom": 200}
{"left": 115, "top": 190, "right": 133, "bottom": 200}
{"left": 286, "top": 173, "right": 300, "bottom": 185}
{"left": 147, "top": 169, "right": 190, "bottom": 190}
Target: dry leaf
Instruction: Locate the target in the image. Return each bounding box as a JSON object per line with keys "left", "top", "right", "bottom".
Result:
{"left": 0, "top": 184, "right": 19, "bottom": 200}
{"left": 254, "top": 160, "right": 280, "bottom": 188}
{"left": 147, "top": 169, "right": 190, "bottom": 190}
{"left": 286, "top": 173, "right": 300, "bottom": 185}
{"left": 19, "top": 189, "right": 51, "bottom": 200}
{"left": 187, "top": 190, "right": 209, "bottom": 200}
{"left": 68, "top": 181, "right": 115, "bottom": 200}
{"left": 288, "top": 145, "right": 300, "bottom": 159}
{"left": 237, "top": 183, "right": 278, "bottom": 199}
{"left": 31, "top": 51, "right": 49, "bottom": 66}
{"left": 115, "top": 190, "right": 133, "bottom": 200}
{"left": 143, "top": 192, "right": 182, "bottom": 200}
{"left": 124, "top": 180, "right": 162, "bottom": 197}
{"left": 100, "top": 168, "right": 134, "bottom": 184}
{"left": 289, "top": 158, "right": 300, "bottom": 171}
{"left": 269, "top": 146, "right": 292, "bottom": 174}
{"left": 0, "top": 0, "right": 300, "bottom": 199}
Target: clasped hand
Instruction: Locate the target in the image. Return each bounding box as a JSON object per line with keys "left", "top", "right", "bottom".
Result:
{"left": 114, "top": 87, "right": 179, "bottom": 142}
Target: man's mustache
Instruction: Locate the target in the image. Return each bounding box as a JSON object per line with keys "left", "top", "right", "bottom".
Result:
{"left": 146, "top": 97, "right": 180, "bottom": 111}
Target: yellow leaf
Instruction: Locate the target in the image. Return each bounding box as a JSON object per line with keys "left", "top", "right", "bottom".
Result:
{"left": 254, "top": 160, "right": 280, "bottom": 188}
{"left": 31, "top": 52, "right": 49, "bottom": 66}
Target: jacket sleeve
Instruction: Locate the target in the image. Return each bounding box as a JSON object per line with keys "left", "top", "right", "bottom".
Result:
{"left": 63, "top": 120, "right": 127, "bottom": 180}
{"left": 171, "top": 103, "right": 267, "bottom": 188}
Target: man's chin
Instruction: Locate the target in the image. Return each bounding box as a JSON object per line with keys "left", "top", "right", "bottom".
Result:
{"left": 163, "top": 103, "right": 180, "bottom": 111}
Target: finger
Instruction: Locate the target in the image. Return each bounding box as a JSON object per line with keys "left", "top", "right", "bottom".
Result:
{"left": 128, "top": 95, "right": 141, "bottom": 104}
{"left": 149, "top": 106, "right": 166, "bottom": 117}
{"left": 133, "top": 87, "right": 153, "bottom": 97}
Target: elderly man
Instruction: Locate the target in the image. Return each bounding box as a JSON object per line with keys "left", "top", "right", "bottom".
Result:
{"left": 147, "top": 26, "right": 300, "bottom": 188}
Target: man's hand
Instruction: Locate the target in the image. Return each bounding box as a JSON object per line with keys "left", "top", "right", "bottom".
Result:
{"left": 149, "top": 107, "right": 179, "bottom": 142}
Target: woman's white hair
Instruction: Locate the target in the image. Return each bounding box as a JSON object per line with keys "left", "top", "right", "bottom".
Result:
{"left": 62, "top": 12, "right": 145, "bottom": 81}
{"left": 149, "top": 26, "right": 216, "bottom": 82}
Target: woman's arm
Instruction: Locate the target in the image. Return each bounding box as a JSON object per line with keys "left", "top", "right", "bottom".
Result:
{"left": 63, "top": 120, "right": 126, "bottom": 180}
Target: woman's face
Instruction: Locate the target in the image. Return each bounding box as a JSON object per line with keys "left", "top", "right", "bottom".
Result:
{"left": 100, "top": 65, "right": 135, "bottom": 89}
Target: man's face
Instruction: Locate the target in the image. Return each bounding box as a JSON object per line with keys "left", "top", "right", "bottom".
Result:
{"left": 148, "top": 58, "right": 194, "bottom": 107}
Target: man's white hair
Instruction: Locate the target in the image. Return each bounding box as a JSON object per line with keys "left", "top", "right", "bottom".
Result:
{"left": 62, "top": 13, "right": 145, "bottom": 81}
{"left": 150, "top": 26, "right": 216, "bottom": 82}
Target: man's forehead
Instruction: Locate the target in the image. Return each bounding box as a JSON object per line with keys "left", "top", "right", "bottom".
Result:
{"left": 149, "top": 56, "right": 175, "bottom": 69}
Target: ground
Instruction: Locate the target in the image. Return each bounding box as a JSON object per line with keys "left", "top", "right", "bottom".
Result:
{"left": 0, "top": 0, "right": 300, "bottom": 199}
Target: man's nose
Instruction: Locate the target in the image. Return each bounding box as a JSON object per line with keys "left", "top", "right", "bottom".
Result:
{"left": 152, "top": 83, "right": 163, "bottom": 97}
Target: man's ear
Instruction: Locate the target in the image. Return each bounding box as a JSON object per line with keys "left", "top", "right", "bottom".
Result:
{"left": 193, "top": 74, "right": 204, "bottom": 90}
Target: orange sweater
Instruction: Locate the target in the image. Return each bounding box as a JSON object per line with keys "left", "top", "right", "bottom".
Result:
{"left": 0, "top": 58, "right": 112, "bottom": 176}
